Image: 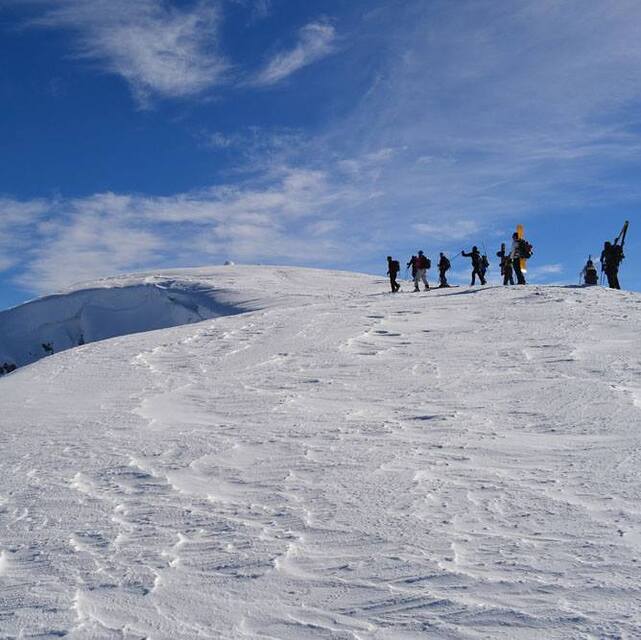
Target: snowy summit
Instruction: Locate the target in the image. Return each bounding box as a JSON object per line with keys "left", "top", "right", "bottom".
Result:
{"left": 1, "top": 265, "right": 641, "bottom": 638}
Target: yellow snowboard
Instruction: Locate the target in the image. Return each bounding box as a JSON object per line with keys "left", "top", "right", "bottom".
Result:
{"left": 516, "top": 224, "right": 527, "bottom": 274}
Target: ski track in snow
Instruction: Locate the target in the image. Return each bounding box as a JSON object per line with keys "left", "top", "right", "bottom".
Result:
{"left": 1, "top": 267, "right": 641, "bottom": 639}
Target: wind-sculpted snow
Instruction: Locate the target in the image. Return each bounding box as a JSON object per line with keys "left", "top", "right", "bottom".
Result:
{"left": 0, "top": 265, "right": 355, "bottom": 370}
{"left": 1, "top": 266, "right": 641, "bottom": 639}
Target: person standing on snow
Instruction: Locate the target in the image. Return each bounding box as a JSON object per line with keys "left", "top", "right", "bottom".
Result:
{"left": 461, "top": 246, "right": 486, "bottom": 285}
{"left": 413, "top": 250, "right": 430, "bottom": 291}
{"left": 437, "top": 253, "right": 451, "bottom": 287}
{"left": 406, "top": 255, "right": 417, "bottom": 282}
{"left": 600, "top": 241, "right": 623, "bottom": 289}
{"left": 581, "top": 258, "right": 598, "bottom": 286}
{"left": 386, "top": 256, "right": 401, "bottom": 292}
{"left": 510, "top": 232, "right": 527, "bottom": 285}
{"left": 497, "top": 243, "right": 514, "bottom": 286}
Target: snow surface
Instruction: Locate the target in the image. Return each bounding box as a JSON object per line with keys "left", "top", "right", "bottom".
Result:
{"left": 1, "top": 265, "right": 641, "bottom": 639}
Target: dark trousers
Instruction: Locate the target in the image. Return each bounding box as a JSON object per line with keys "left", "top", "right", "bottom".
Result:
{"left": 471, "top": 268, "right": 486, "bottom": 285}
{"left": 389, "top": 273, "right": 400, "bottom": 292}
{"left": 513, "top": 258, "right": 526, "bottom": 284}
{"left": 439, "top": 269, "right": 449, "bottom": 287}
{"left": 503, "top": 269, "right": 514, "bottom": 285}
{"left": 605, "top": 268, "right": 620, "bottom": 289}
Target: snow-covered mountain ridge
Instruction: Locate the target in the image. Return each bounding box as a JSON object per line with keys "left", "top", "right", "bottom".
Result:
{"left": 1, "top": 266, "right": 641, "bottom": 638}
{"left": 0, "top": 266, "right": 360, "bottom": 369}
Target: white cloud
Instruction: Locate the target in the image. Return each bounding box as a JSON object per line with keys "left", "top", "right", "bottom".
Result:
{"left": 254, "top": 22, "right": 336, "bottom": 86}
{"left": 22, "top": 0, "right": 227, "bottom": 104}
{"left": 413, "top": 220, "right": 481, "bottom": 242}
{"left": 0, "top": 198, "right": 51, "bottom": 272}
{"left": 529, "top": 264, "right": 564, "bottom": 277}
{"left": 7, "top": 167, "right": 365, "bottom": 293}
{"left": 322, "top": 0, "right": 641, "bottom": 233}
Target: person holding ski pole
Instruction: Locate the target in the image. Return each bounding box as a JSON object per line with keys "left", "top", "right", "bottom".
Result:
{"left": 581, "top": 258, "right": 598, "bottom": 286}
{"left": 600, "top": 241, "right": 623, "bottom": 289}
{"left": 600, "top": 222, "right": 629, "bottom": 289}
{"left": 461, "top": 246, "right": 486, "bottom": 285}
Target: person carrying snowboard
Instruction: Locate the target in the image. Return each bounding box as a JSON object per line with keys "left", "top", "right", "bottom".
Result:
{"left": 600, "top": 241, "right": 623, "bottom": 289}
{"left": 510, "top": 232, "right": 528, "bottom": 285}
{"left": 386, "top": 256, "right": 401, "bottom": 292}
{"left": 414, "top": 250, "right": 430, "bottom": 291}
{"left": 497, "top": 243, "right": 514, "bottom": 285}
{"left": 461, "top": 246, "right": 486, "bottom": 285}
{"left": 437, "top": 252, "right": 451, "bottom": 287}
{"left": 581, "top": 258, "right": 598, "bottom": 286}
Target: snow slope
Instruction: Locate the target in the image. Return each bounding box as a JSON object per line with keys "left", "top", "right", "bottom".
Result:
{"left": 1, "top": 266, "right": 641, "bottom": 639}
{"left": 0, "top": 266, "right": 330, "bottom": 368}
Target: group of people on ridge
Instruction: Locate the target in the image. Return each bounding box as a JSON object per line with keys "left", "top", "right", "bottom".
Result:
{"left": 580, "top": 224, "right": 628, "bottom": 289}
{"left": 386, "top": 230, "right": 532, "bottom": 292}
{"left": 387, "top": 224, "right": 628, "bottom": 293}
{"left": 386, "top": 251, "right": 453, "bottom": 292}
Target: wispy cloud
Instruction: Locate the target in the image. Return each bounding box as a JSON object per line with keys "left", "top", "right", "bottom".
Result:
{"left": 254, "top": 22, "right": 336, "bottom": 86}
{"left": 7, "top": 167, "right": 364, "bottom": 293}
{"left": 231, "top": 0, "right": 271, "bottom": 22}
{"left": 413, "top": 220, "right": 481, "bottom": 242}
{"left": 321, "top": 0, "right": 641, "bottom": 232}
{"left": 20, "top": 0, "right": 227, "bottom": 105}
{"left": 0, "top": 198, "right": 51, "bottom": 272}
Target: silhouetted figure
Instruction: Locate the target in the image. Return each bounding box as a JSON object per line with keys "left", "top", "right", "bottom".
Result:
{"left": 600, "top": 241, "right": 623, "bottom": 289}
{"left": 386, "top": 256, "right": 401, "bottom": 292}
{"left": 406, "top": 255, "right": 417, "bottom": 281}
{"left": 461, "top": 246, "right": 486, "bottom": 285}
{"left": 438, "top": 253, "right": 451, "bottom": 287}
{"left": 497, "top": 243, "right": 514, "bottom": 285}
{"left": 479, "top": 254, "right": 489, "bottom": 281}
{"left": 582, "top": 258, "right": 598, "bottom": 286}
{"left": 510, "top": 232, "right": 527, "bottom": 285}
{"left": 414, "top": 250, "right": 430, "bottom": 291}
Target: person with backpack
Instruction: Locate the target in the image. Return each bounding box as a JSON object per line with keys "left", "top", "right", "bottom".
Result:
{"left": 386, "top": 256, "right": 401, "bottom": 292}
{"left": 600, "top": 241, "right": 623, "bottom": 289}
{"left": 479, "top": 253, "right": 490, "bottom": 281}
{"left": 497, "top": 243, "right": 514, "bottom": 285}
{"left": 414, "top": 250, "right": 430, "bottom": 291}
{"left": 581, "top": 258, "right": 598, "bottom": 286}
{"left": 510, "top": 232, "right": 530, "bottom": 285}
{"left": 461, "top": 246, "right": 486, "bottom": 285}
{"left": 437, "top": 253, "right": 451, "bottom": 287}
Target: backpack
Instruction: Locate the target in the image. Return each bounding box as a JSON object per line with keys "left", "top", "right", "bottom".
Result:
{"left": 584, "top": 266, "right": 598, "bottom": 285}
{"left": 611, "top": 245, "right": 624, "bottom": 266}
{"left": 417, "top": 254, "right": 429, "bottom": 269}
{"left": 441, "top": 257, "right": 451, "bottom": 271}
{"left": 390, "top": 259, "right": 400, "bottom": 273}
{"left": 481, "top": 255, "right": 489, "bottom": 269}
{"left": 519, "top": 239, "right": 533, "bottom": 259}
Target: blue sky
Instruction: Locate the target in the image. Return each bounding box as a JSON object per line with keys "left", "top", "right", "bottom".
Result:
{"left": 0, "top": 0, "right": 639, "bottom": 309}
